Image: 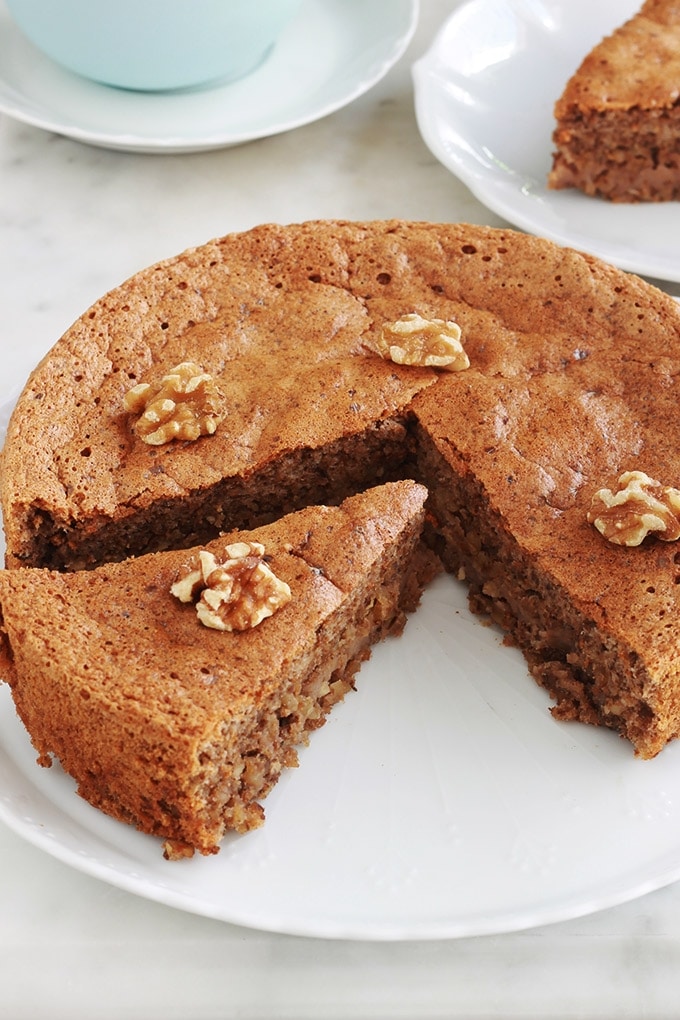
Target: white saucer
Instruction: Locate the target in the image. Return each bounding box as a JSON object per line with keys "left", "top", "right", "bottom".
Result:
{"left": 0, "top": 0, "right": 418, "bottom": 153}
{"left": 412, "top": 0, "right": 680, "bottom": 283}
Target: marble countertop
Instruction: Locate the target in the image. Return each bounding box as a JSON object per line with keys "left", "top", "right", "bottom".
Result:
{"left": 2, "top": 1, "right": 680, "bottom": 1016}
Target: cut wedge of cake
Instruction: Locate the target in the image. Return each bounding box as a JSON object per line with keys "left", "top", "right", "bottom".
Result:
{"left": 0, "top": 481, "right": 434, "bottom": 857}
{"left": 4, "top": 220, "right": 680, "bottom": 766}
{"left": 548, "top": 0, "right": 680, "bottom": 202}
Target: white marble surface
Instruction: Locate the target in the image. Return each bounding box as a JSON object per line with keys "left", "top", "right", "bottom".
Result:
{"left": 2, "top": 1, "right": 680, "bottom": 1016}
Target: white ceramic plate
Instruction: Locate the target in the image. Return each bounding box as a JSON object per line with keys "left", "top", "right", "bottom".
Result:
{"left": 412, "top": 0, "right": 680, "bottom": 282}
{"left": 4, "top": 392, "right": 680, "bottom": 939}
{"left": 0, "top": 0, "right": 418, "bottom": 153}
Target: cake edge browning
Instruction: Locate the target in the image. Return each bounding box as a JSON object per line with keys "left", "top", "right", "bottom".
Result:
{"left": 6, "top": 417, "right": 416, "bottom": 572}
{"left": 0, "top": 482, "right": 437, "bottom": 857}
{"left": 5, "top": 217, "right": 680, "bottom": 785}
{"left": 415, "top": 426, "right": 679, "bottom": 760}
{"left": 548, "top": 0, "right": 680, "bottom": 202}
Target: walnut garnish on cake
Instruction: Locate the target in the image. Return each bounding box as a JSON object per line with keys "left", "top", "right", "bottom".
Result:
{"left": 373, "top": 313, "right": 469, "bottom": 371}
{"left": 124, "top": 361, "right": 225, "bottom": 445}
{"left": 587, "top": 470, "right": 680, "bottom": 546}
{"left": 171, "top": 542, "right": 291, "bottom": 631}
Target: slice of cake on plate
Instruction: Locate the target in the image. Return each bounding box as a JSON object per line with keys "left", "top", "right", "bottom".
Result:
{"left": 4, "top": 219, "right": 680, "bottom": 771}
{"left": 549, "top": 0, "right": 680, "bottom": 201}
{"left": 0, "top": 481, "right": 434, "bottom": 858}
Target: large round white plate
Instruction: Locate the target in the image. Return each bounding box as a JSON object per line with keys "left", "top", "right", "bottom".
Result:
{"left": 412, "top": 0, "right": 680, "bottom": 282}
{"left": 0, "top": 0, "right": 418, "bottom": 153}
{"left": 4, "top": 400, "right": 680, "bottom": 939}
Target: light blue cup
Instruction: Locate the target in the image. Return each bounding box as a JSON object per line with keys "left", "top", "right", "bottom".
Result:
{"left": 5, "top": 0, "right": 301, "bottom": 91}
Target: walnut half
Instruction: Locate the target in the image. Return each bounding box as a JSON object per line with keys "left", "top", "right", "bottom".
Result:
{"left": 587, "top": 470, "right": 680, "bottom": 546}
{"left": 124, "top": 361, "right": 225, "bottom": 446}
{"left": 373, "top": 313, "right": 469, "bottom": 371}
{"left": 170, "top": 542, "right": 292, "bottom": 631}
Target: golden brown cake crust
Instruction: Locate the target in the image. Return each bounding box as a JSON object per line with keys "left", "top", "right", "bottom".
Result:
{"left": 6, "top": 218, "right": 680, "bottom": 566}
{"left": 0, "top": 220, "right": 438, "bottom": 570}
{"left": 554, "top": 0, "right": 680, "bottom": 115}
{"left": 549, "top": 0, "right": 680, "bottom": 201}
{"left": 4, "top": 219, "right": 680, "bottom": 763}
{"left": 0, "top": 481, "right": 431, "bottom": 854}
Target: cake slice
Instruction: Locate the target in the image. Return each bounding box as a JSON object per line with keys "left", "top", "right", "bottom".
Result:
{"left": 548, "top": 0, "right": 680, "bottom": 202}
{"left": 5, "top": 219, "right": 680, "bottom": 763}
{"left": 0, "top": 222, "right": 436, "bottom": 573}
{"left": 0, "top": 481, "right": 434, "bottom": 858}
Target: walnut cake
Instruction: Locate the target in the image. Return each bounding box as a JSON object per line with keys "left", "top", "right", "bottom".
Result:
{"left": 2, "top": 219, "right": 680, "bottom": 857}
{"left": 0, "top": 482, "right": 433, "bottom": 857}
{"left": 549, "top": 0, "right": 680, "bottom": 202}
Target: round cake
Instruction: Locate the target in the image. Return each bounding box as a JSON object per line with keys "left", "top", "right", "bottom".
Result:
{"left": 3, "top": 218, "right": 680, "bottom": 772}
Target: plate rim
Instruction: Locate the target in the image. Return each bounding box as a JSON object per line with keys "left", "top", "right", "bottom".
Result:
{"left": 411, "top": 0, "right": 680, "bottom": 283}
{"left": 0, "top": 0, "right": 419, "bottom": 153}
{"left": 6, "top": 205, "right": 680, "bottom": 939}
{"left": 4, "top": 568, "right": 680, "bottom": 941}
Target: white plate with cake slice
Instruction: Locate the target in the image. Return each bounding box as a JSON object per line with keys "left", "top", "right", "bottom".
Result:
{"left": 413, "top": 0, "right": 680, "bottom": 285}
{"left": 0, "top": 0, "right": 418, "bottom": 153}
{"left": 3, "top": 396, "right": 680, "bottom": 939}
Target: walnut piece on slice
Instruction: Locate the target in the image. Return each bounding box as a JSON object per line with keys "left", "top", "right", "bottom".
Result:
{"left": 587, "top": 470, "right": 680, "bottom": 546}
{"left": 124, "top": 361, "right": 225, "bottom": 446}
{"left": 170, "top": 542, "right": 292, "bottom": 631}
{"left": 373, "top": 313, "right": 469, "bottom": 371}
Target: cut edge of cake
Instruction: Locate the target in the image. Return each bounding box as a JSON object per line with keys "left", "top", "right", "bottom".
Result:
{"left": 548, "top": 0, "right": 680, "bottom": 202}
{"left": 0, "top": 480, "right": 438, "bottom": 858}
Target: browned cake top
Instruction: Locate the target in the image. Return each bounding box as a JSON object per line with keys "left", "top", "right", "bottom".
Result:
{"left": 0, "top": 481, "right": 426, "bottom": 729}
{"left": 412, "top": 230, "right": 680, "bottom": 669}
{"left": 554, "top": 0, "right": 680, "bottom": 116}
{"left": 5, "top": 218, "right": 679, "bottom": 542}
{"left": 0, "top": 221, "right": 438, "bottom": 549}
{"left": 4, "top": 219, "right": 680, "bottom": 683}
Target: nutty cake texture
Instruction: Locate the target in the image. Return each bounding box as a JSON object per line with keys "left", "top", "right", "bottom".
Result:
{"left": 2, "top": 219, "right": 680, "bottom": 857}
{"left": 549, "top": 0, "right": 680, "bottom": 202}
{"left": 0, "top": 482, "right": 433, "bottom": 857}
